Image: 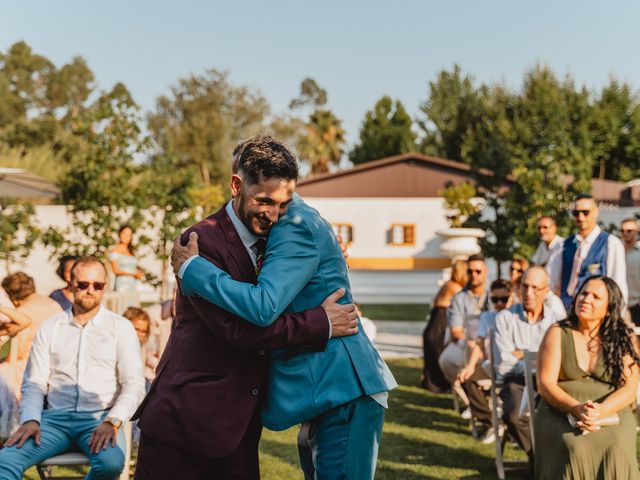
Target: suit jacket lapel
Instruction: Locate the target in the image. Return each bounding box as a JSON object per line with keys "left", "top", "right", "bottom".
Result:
{"left": 219, "top": 208, "right": 258, "bottom": 284}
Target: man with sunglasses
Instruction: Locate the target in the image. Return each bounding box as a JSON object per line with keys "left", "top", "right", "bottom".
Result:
{"left": 621, "top": 218, "right": 640, "bottom": 325}
{"left": 0, "top": 257, "right": 145, "bottom": 480}
{"left": 547, "top": 193, "right": 627, "bottom": 311}
{"left": 439, "top": 254, "right": 490, "bottom": 396}
{"left": 531, "top": 216, "right": 564, "bottom": 268}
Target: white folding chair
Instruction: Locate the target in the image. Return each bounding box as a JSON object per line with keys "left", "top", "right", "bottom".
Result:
{"left": 523, "top": 350, "right": 538, "bottom": 455}
{"left": 488, "top": 329, "right": 528, "bottom": 480}
{"left": 37, "top": 422, "right": 132, "bottom": 480}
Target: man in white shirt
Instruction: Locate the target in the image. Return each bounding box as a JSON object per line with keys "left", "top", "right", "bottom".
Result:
{"left": 0, "top": 256, "right": 145, "bottom": 480}
{"left": 621, "top": 218, "right": 640, "bottom": 325}
{"left": 495, "top": 266, "right": 559, "bottom": 474}
{"left": 531, "top": 216, "right": 564, "bottom": 267}
{"left": 547, "top": 194, "right": 627, "bottom": 310}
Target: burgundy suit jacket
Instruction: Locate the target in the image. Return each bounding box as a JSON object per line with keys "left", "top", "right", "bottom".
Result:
{"left": 133, "top": 206, "right": 329, "bottom": 458}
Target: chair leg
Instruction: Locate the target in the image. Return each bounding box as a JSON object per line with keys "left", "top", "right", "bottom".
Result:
{"left": 36, "top": 465, "right": 51, "bottom": 480}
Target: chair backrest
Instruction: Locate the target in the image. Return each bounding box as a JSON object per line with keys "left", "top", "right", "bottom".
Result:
{"left": 523, "top": 349, "right": 538, "bottom": 453}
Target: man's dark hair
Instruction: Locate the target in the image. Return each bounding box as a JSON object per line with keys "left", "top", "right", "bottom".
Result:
{"left": 56, "top": 255, "right": 77, "bottom": 281}
{"left": 490, "top": 278, "right": 513, "bottom": 293}
{"left": 70, "top": 256, "right": 107, "bottom": 281}
{"left": 467, "top": 254, "right": 485, "bottom": 263}
{"left": 2, "top": 272, "right": 36, "bottom": 303}
{"left": 574, "top": 193, "right": 594, "bottom": 202}
{"left": 234, "top": 135, "right": 299, "bottom": 184}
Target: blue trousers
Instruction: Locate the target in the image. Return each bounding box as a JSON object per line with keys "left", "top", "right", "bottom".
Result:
{"left": 0, "top": 410, "right": 125, "bottom": 480}
{"left": 298, "top": 396, "right": 385, "bottom": 480}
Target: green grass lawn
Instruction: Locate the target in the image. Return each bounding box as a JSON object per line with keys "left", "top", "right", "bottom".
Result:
{"left": 25, "top": 358, "right": 528, "bottom": 480}
{"left": 359, "top": 304, "right": 430, "bottom": 321}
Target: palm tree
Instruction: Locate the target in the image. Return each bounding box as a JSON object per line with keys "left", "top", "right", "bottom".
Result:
{"left": 298, "top": 109, "right": 346, "bottom": 175}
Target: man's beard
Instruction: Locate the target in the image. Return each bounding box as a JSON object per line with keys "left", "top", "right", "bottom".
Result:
{"left": 75, "top": 295, "right": 100, "bottom": 312}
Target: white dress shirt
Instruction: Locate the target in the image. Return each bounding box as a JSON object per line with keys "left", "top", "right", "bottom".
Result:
{"left": 626, "top": 243, "right": 640, "bottom": 306}
{"left": 532, "top": 235, "right": 564, "bottom": 267}
{"left": 20, "top": 307, "right": 145, "bottom": 425}
{"left": 547, "top": 225, "right": 628, "bottom": 302}
{"left": 495, "top": 304, "right": 559, "bottom": 379}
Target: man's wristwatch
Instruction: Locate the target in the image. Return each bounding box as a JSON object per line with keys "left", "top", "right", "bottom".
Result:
{"left": 103, "top": 417, "right": 123, "bottom": 430}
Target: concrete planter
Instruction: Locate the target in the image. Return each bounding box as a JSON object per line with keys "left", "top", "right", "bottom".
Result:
{"left": 436, "top": 228, "right": 486, "bottom": 261}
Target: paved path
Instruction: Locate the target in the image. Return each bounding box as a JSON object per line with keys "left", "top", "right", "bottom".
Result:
{"left": 373, "top": 320, "right": 424, "bottom": 358}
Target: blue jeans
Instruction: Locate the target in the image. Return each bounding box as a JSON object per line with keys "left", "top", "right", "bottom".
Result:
{"left": 298, "top": 396, "right": 385, "bottom": 480}
{"left": 0, "top": 410, "right": 125, "bottom": 480}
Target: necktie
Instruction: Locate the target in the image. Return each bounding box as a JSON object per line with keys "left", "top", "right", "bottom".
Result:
{"left": 567, "top": 237, "right": 584, "bottom": 296}
{"left": 253, "top": 238, "right": 267, "bottom": 275}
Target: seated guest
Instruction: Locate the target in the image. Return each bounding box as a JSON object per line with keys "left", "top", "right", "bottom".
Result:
{"left": 457, "top": 279, "right": 513, "bottom": 443}
{"left": 535, "top": 276, "right": 640, "bottom": 479}
{"left": 0, "top": 289, "right": 32, "bottom": 440}
{"left": 49, "top": 255, "right": 77, "bottom": 311}
{"left": 123, "top": 307, "right": 159, "bottom": 387}
{"left": 0, "top": 257, "right": 145, "bottom": 480}
{"left": 1, "top": 273, "right": 61, "bottom": 397}
{"left": 439, "top": 255, "right": 490, "bottom": 386}
{"left": 510, "top": 257, "right": 529, "bottom": 303}
{"left": 422, "top": 260, "right": 468, "bottom": 392}
{"left": 145, "top": 287, "right": 176, "bottom": 361}
{"left": 495, "top": 266, "right": 560, "bottom": 473}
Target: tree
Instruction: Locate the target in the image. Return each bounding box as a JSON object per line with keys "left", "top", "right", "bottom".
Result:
{"left": 349, "top": 96, "right": 416, "bottom": 165}
{"left": 42, "top": 83, "right": 147, "bottom": 258}
{"left": 0, "top": 202, "right": 40, "bottom": 272}
{"left": 139, "top": 155, "right": 201, "bottom": 298}
{"left": 290, "top": 78, "right": 346, "bottom": 175}
{"left": 418, "top": 64, "right": 481, "bottom": 160}
{"left": 147, "top": 69, "right": 269, "bottom": 193}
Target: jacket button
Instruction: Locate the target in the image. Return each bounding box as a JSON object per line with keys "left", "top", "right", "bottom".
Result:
{"left": 258, "top": 350, "right": 266, "bottom": 356}
{"left": 251, "top": 388, "right": 259, "bottom": 396}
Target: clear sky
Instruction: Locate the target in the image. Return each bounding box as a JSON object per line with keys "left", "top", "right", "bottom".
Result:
{"left": 3, "top": 0, "right": 640, "bottom": 147}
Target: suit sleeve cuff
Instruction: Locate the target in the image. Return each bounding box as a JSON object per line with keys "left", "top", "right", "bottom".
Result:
{"left": 321, "top": 306, "right": 332, "bottom": 339}
{"left": 178, "top": 255, "right": 199, "bottom": 280}
{"left": 20, "top": 408, "right": 41, "bottom": 425}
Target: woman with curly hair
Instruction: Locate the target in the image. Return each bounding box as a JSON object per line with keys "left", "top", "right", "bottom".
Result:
{"left": 534, "top": 276, "right": 640, "bottom": 479}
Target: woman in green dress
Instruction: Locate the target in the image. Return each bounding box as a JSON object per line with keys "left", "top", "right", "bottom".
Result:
{"left": 535, "top": 276, "right": 640, "bottom": 479}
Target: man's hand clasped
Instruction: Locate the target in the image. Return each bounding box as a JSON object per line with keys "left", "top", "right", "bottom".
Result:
{"left": 172, "top": 232, "right": 200, "bottom": 275}
{"left": 321, "top": 288, "right": 359, "bottom": 338}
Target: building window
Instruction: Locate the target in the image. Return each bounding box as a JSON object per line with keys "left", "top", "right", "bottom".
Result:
{"left": 390, "top": 224, "right": 415, "bottom": 246}
{"left": 332, "top": 223, "right": 353, "bottom": 244}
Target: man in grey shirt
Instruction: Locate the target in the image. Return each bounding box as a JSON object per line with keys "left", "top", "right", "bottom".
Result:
{"left": 621, "top": 218, "right": 640, "bottom": 325}
{"left": 438, "top": 254, "right": 490, "bottom": 385}
{"left": 495, "top": 266, "right": 559, "bottom": 472}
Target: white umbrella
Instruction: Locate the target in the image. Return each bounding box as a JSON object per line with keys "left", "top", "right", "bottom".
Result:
{"left": 0, "top": 168, "right": 59, "bottom": 199}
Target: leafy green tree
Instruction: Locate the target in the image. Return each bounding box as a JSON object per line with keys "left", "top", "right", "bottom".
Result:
{"left": 147, "top": 69, "right": 269, "bottom": 192}
{"left": 139, "top": 155, "right": 200, "bottom": 298}
{"left": 42, "top": 83, "right": 147, "bottom": 258}
{"left": 290, "top": 78, "right": 346, "bottom": 175}
{"left": 349, "top": 96, "right": 416, "bottom": 165}
{"left": 0, "top": 202, "right": 40, "bottom": 272}
{"left": 418, "top": 64, "right": 481, "bottom": 160}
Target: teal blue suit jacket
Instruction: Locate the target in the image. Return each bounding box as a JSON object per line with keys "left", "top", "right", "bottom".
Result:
{"left": 181, "top": 195, "right": 396, "bottom": 430}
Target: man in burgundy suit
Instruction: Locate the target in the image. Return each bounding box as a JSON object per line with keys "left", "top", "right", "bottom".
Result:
{"left": 133, "top": 136, "right": 358, "bottom": 479}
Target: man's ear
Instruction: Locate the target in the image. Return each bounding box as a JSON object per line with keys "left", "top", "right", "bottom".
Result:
{"left": 230, "top": 174, "right": 242, "bottom": 198}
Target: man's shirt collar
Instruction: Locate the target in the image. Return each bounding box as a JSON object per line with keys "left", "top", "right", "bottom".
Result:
{"left": 225, "top": 200, "right": 260, "bottom": 250}
{"left": 576, "top": 225, "right": 601, "bottom": 244}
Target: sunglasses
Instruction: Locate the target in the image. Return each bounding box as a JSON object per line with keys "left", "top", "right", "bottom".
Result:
{"left": 74, "top": 281, "right": 106, "bottom": 291}
{"left": 621, "top": 229, "right": 638, "bottom": 234}
{"left": 467, "top": 269, "right": 483, "bottom": 275}
{"left": 510, "top": 267, "right": 523, "bottom": 274}
{"left": 491, "top": 296, "right": 510, "bottom": 304}
{"left": 572, "top": 209, "right": 591, "bottom": 218}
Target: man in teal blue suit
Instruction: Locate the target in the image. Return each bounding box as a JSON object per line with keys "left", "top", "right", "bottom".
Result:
{"left": 173, "top": 137, "right": 397, "bottom": 479}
